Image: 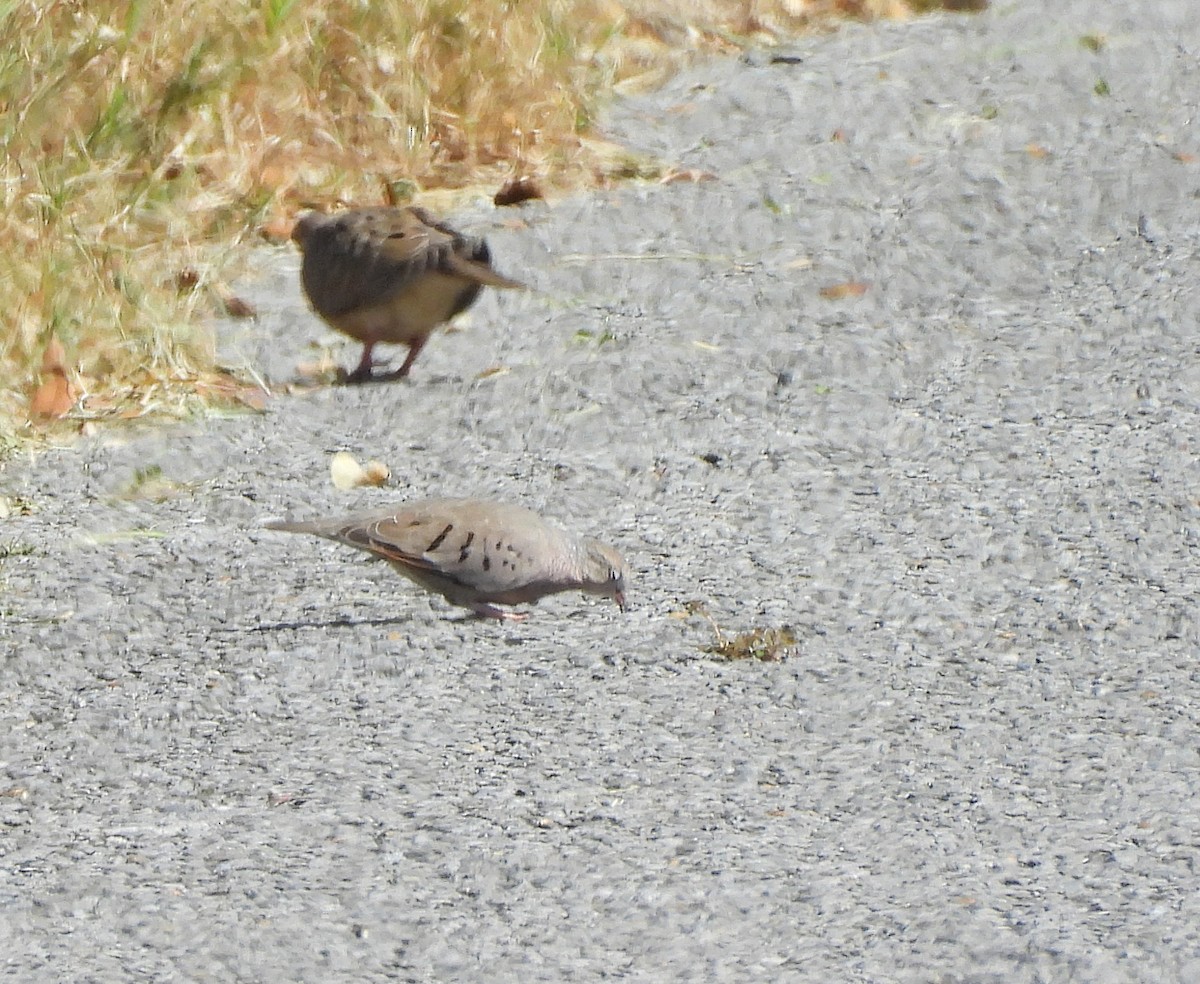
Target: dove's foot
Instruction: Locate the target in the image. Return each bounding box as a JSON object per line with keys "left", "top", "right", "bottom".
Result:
{"left": 470, "top": 602, "right": 528, "bottom": 622}
{"left": 341, "top": 335, "right": 427, "bottom": 384}
{"left": 340, "top": 362, "right": 410, "bottom": 385}
{"left": 372, "top": 366, "right": 414, "bottom": 383}
{"left": 341, "top": 341, "right": 401, "bottom": 384}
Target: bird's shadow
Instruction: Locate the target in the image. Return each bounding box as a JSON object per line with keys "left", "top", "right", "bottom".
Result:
{"left": 251, "top": 612, "right": 524, "bottom": 635}
{"left": 280, "top": 367, "right": 461, "bottom": 389}
{"left": 252, "top": 614, "right": 405, "bottom": 633}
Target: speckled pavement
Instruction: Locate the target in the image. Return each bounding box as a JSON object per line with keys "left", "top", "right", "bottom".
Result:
{"left": 3, "top": 3, "right": 1200, "bottom": 981}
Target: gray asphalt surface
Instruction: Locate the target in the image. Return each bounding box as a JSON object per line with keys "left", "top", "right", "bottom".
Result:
{"left": 4, "top": 2, "right": 1200, "bottom": 981}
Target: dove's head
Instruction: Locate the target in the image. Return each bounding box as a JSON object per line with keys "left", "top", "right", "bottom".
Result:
{"left": 580, "top": 539, "right": 629, "bottom": 612}
{"left": 290, "top": 211, "right": 326, "bottom": 249}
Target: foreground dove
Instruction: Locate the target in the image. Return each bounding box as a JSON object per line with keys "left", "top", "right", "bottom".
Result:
{"left": 266, "top": 498, "right": 628, "bottom": 622}
{"left": 291, "top": 206, "right": 523, "bottom": 383}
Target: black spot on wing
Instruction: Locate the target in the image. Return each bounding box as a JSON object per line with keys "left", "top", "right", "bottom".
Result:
{"left": 426, "top": 523, "right": 453, "bottom": 553}
{"left": 468, "top": 238, "right": 492, "bottom": 265}
{"left": 448, "top": 280, "right": 482, "bottom": 320}
{"left": 446, "top": 235, "right": 493, "bottom": 317}
{"left": 458, "top": 531, "right": 475, "bottom": 563}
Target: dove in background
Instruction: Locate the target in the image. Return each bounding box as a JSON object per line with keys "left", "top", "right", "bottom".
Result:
{"left": 291, "top": 206, "right": 524, "bottom": 383}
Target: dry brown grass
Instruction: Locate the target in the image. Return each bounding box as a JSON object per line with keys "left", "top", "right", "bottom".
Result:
{"left": 681, "top": 600, "right": 798, "bottom": 661}
{"left": 0, "top": 0, "right": 981, "bottom": 448}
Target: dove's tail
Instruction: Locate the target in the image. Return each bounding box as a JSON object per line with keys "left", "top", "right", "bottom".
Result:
{"left": 264, "top": 518, "right": 343, "bottom": 538}
{"left": 450, "top": 255, "right": 525, "bottom": 290}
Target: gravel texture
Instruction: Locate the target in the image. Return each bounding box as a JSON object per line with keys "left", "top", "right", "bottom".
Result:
{"left": 3, "top": 2, "right": 1200, "bottom": 981}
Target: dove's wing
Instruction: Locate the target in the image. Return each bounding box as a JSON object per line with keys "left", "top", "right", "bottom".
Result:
{"left": 297, "top": 208, "right": 448, "bottom": 319}
{"left": 355, "top": 499, "right": 563, "bottom": 599}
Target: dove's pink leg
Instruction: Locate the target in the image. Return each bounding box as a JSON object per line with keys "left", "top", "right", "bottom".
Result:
{"left": 469, "top": 602, "right": 528, "bottom": 622}
{"left": 346, "top": 342, "right": 377, "bottom": 384}
{"left": 382, "top": 333, "right": 430, "bottom": 381}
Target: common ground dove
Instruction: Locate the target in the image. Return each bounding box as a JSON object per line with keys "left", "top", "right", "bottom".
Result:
{"left": 291, "top": 206, "right": 523, "bottom": 383}
{"left": 266, "top": 498, "right": 628, "bottom": 622}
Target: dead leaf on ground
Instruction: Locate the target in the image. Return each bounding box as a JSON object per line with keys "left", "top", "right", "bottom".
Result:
{"left": 29, "top": 335, "right": 76, "bottom": 419}
{"left": 494, "top": 176, "right": 543, "bottom": 206}
{"left": 660, "top": 167, "right": 717, "bottom": 185}
{"left": 116, "top": 464, "right": 190, "bottom": 503}
{"left": 294, "top": 349, "right": 342, "bottom": 384}
{"left": 819, "top": 281, "right": 870, "bottom": 300}
{"left": 0, "top": 496, "right": 35, "bottom": 519}
{"left": 384, "top": 178, "right": 418, "bottom": 206}
{"left": 193, "top": 374, "right": 270, "bottom": 411}
{"left": 233, "top": 387, "right": 269, "bottom": 411}
{"left": 175, "top": 267, "right": 201, "bottom": 292}
{"left": 260, "top": 216, "right": 295, "bottom": 243}
{"left": 216, "top": 289, "right": 257, "bottom": 319}
{"left": 681, "top": 600, "right": 797, "bottom": 662}
{"left": 707, "top": 625, "right": 796, "bottom": 662}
